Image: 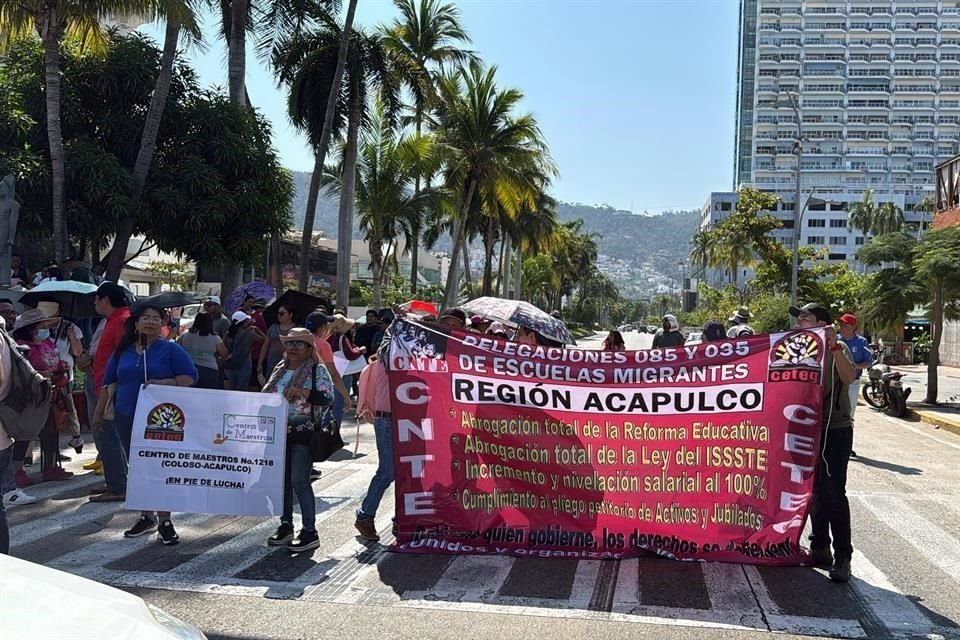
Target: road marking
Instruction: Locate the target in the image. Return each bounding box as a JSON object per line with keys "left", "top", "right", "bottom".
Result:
{"left": 859, "top": 494, "right": 960, "bottom": 584}
{"left": 849, "top": 549, "right": 941, "bottom": 638}
{"left": 881, "top": 415, "right": 960, "bottom": 451}
{"left": 610, "top": 558, "right": 639, "bottom": 611}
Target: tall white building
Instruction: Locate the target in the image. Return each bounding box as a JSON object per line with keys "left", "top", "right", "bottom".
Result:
{"left": 716, "top": 0, "right": 957, "bottom": 272}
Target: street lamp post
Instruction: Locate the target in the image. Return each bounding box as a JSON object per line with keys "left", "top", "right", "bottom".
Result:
{"left": 777, "top": 88, "right": 804, "bottom": 308}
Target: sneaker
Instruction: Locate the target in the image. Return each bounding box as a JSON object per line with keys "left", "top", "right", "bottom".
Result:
{"left": 310, "top": 467, "right": 322, "bottom": 480}
{"left": 267, "top": 522, "right": 295, "bottom": 546}
{"left": 287, "top": 529, "right": 320, "bottom": 553}
{"left": 57, "top": 454, "right": 72, "bottom": 462}
{"left": 829, "top": 557, "right": 852, "bottom": 582}
{"left": 157, "top": 520, "right": 180, "bottom": 546}
{"left": 95, "top": 465, "right": 105, "bottom": 476}
{"left": 82, "top": 459, "right": 103, "bottom": 471}
{"left": 68, "top": 437, "right": 84, "bottom": 454}
{"left": 849, "top": 450, "right": 857, "bottom": 458}
{"left": 89, "top": 484, "right": 108, "bottom": 495}
{"left": 3, "top": 489, "right": 39, "bottom": 507}
{"left": 14, "top": 468, "right": 33, "bottom": 487}
{"left": 124, "top": 515, "right": 158, "bottom": 538}
{"left": 354, "top": 519, "right": 380, "bottom": 542}
{"left": 809, "top": 547, "right": 833, "bottom": 568}
{"left": 41, "top": 468, "right": 74, "bottom": 482}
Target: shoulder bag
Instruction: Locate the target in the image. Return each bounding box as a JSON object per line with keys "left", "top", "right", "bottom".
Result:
{"left": 306, "top": 364, "right": 343, "bottom": 462}
{"left": 0, "top": 330, "right": 53, "bottom": 441}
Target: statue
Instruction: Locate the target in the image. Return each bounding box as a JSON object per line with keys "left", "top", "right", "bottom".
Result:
{"left": 0, "top": 175, "right": 20, "bottom": 287}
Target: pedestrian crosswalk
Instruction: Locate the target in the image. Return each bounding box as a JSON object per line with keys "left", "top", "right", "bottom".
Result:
{"left": 6, "top": 449, "right": 960, "bottom": 640}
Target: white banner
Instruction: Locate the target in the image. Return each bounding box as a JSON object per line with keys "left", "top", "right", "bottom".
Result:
{"left": 126, "top": 385, "right": 288, "bottom": 516}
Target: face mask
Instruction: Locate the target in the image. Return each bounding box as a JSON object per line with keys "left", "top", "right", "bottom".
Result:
{"left": 36, "top": 329, "right": 51, "bottom": 341}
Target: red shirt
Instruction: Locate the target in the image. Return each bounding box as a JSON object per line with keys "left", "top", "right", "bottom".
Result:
{"left": 94, "top": 307, "right": 131, "bottom": 390}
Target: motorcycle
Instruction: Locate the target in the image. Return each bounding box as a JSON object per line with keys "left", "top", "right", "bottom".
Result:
{"left": 862, "top": 363, "right": 911, "bottom": 418}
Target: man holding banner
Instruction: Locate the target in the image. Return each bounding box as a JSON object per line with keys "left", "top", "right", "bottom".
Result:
{"left": 791, "top": 303, "right": 857, "bottom": 582}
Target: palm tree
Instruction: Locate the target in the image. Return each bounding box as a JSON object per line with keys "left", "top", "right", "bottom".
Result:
{"left": 507, "top": 191, "right": 558, "bottom": 299}
{"left": 105, "top": 1, "right": 202, "bottom": 282}
{"left": 709, "top": 223, "right": 755, "bottom": 289}
{"left": 916, "top": 195, "right": 934, "bottom": 240}
{"left": 382, "top": 0, "right": 475, "bottom": 293}
{"left": 0, "top": 0, "right": 157, "bottom": 265}
{"left": 330, "top": 105, "right": 434, "bottom": 306}
{"left": 434, "top": 61, "right": 553, "bottom": 308}
{"left": 873, "top": 200, "right": 904, "bottom": 236}
{"left": 848, "top": 188, "right": 876, "bottom": 238}
{"left": 689, "top": 230, "right": 715, "bottom": 279}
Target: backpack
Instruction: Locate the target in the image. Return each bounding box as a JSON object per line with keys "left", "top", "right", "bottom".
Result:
{"left": 0, "top": 329, "right": 53, "bottom": 441}
{"left": 222, "top": 330, "right": 249, "bottom": 370}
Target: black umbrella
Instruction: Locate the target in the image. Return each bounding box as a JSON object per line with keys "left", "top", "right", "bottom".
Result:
{"left": 136, "top": 291, "right": 201, "bottom": 310}
{"left": 264, "top": 290, "right": 331, "bottom": 327}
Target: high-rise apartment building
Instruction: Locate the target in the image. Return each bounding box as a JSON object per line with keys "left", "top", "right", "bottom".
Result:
{"left": 715, "top": 0, "right": 960, "bottom": 270}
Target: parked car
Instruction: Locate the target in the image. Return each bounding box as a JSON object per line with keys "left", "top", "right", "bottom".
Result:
{"left": 2, "top": 554, "right": 207, "bottom": 639}
{"left": 176, "top": 303, "right": 202, "bottom": 335}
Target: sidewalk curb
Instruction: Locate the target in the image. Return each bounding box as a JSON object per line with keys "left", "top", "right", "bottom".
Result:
{"left": 912, "top": 408, "right": 960, "bottom": 437}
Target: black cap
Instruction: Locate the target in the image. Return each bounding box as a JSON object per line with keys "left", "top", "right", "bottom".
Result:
{"left": 305, "top": 311, "right": 333, "bottom": 332}
{"left": 702, "top": 320, "right": 726, "bottom": 343}
{"left": 378, "top": 308, "right": 395, "bottom": 323}
{"left": 789, "top": 303, "right": 831, "bottom": 324}
{"left": 96, "top": 281, "right": 129, "bottom": 308}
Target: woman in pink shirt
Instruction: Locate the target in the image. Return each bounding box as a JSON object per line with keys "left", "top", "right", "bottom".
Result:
{"left": 353, "top": 355, "right": 393, "bottom": 542}
{"left": 12, "top": 309, "right": 73, "bottom": 483}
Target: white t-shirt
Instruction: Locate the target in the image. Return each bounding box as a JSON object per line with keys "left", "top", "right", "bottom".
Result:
{"left": 53, "top": 320, "right": 83, "bottom": 384}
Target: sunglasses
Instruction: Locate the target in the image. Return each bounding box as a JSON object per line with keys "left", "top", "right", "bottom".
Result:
{"left": 284, "top": 341, "right": 310, "bottom": 350}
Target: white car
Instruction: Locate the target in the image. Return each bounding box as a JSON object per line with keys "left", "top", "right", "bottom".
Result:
{"left": 685, "top": 331, "right": 703, "bottom": 346}
{"left": 177, "top": 303, "right": 202, "bottom": 335}
{"left": 1, "top": 554, "right": 207, "bottom": 639}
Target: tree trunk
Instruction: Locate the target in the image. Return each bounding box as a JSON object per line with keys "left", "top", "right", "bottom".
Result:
{"left": 106, "top": 19, "right": 180, "bottom": 283}
{"left": 442, "top": 178, "right": 477, "bottom": 308}
{"left": 410, "top": 113, "right": 423, "bottom": 294}
{"left": 481, "top": 226, "right": 496, "bottom": 296}
{"left": 335, "top": 81, "right": 361, "bottom": 308}
{"left": 298, "top": 0, "right": 358, "bottom": 290}
{"left": 461, "top": 233, "right": 473, "bottom": 296}
{"left": 513, "top": 245, "right": 523, "bottom": 301}
{"left": 40, "top": 21, "right": 69, "bottom": 266}
{"left": 228, "top": 0, "right": 247, "bottom": 105}
{"left": 370, "top": 242, "right": 383, "bottom": 308}
{"left": 925, "top": 280, "right": 943, "bottom": 403}
{"left": 498, "top": 235, "right": 509, "bottom": 297}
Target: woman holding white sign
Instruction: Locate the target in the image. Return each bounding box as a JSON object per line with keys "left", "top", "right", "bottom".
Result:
{"left": 92, "top": 302, "right": 197, "bottom": 544}
{"left": 261, "top": 327, "right": 335, "bottom": 553}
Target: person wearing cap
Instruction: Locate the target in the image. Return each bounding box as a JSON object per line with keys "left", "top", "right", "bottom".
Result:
{"left": 702, "top": 320, "right": 726, "bottom": 343}
{"left": 837, "top": 313, "right": 872, "bottom": 458}
{"left": 438, "top": 308, "right": 467, "bottom": 331}
{"left": 790, "top": 302, "right": 857, "bottom": 582}
{"left": 727, "top": 307, "right": 754, "bottom": 339}
{"left": 486, "top": 321, "right": 509, "bottom": 340}
{"left": 91, "top": 301, "right": 197, "bottom": 542}
{"left": 328, "top": 314, "right": 364, "bottom": 427}
{"left": 262, "top": 327, "right": 334, "bottom": 552}
{"left": 202, "top": 296, "right": 230, "bottom": 340}
{"left": 11, "top": 309, "right": 73, "bottom": 484}
{"left": 223, "top": 310, "right": 264, "bottom": 391}
{"left": 66, "top": 253, "right": 95, "bottom": 284}
{"left": 469, "top": 315, "right": 490, "bottom": 334}
{"left": 305, "top": 312, "right": 353, "bottom": 413}
{"left": 652, "top": 314, "right": 685, "bottom": 349}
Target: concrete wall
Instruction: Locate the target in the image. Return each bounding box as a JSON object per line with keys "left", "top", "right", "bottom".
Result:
{"left": 942, "top": 319, "right": 960, "bottom": 368}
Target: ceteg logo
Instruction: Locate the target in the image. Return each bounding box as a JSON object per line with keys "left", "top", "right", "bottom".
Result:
{"left": 144, "top": 403, "right": 186, "bottom": 441}
{"left": 768, "top": 331, "right": 823, "bottom": 384}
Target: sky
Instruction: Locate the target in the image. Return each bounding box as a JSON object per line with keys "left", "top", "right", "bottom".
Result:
{"left": 140, "top": 0, "right": 739, "bottom": 213}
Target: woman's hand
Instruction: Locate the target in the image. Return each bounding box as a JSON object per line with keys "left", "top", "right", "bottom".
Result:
{"left": 257, "top": 371, "right": 267, "bottom": 387}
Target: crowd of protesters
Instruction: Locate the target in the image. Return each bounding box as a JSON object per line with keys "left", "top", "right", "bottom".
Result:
{"left": 0, "top": 276, "right": 864, "bottom": 582}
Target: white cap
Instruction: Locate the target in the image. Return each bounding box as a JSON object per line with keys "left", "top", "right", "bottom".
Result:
{"left": 231, "top": 310, "right": 251, "bottom": 323}
{"left": 206, "top": 295, "right": 221, "bottom": 305}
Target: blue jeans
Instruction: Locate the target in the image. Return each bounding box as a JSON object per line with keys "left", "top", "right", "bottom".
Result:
{"left": 333, "top": 374, "right": 357, "bottom": 428}
{"left": 357, "top": 416, "right": 394, "bottom": 521}
{"left": 101, "top": 414, "right": 134, "bottom": 494}
{"left": 225, "top": 361, "right": 252, "bottom": 390}
{"left": 282, "top": 443, "right": 316, "bottom": 531}
{"left": 1, "top": 445, "right": 12, "bottom": 554}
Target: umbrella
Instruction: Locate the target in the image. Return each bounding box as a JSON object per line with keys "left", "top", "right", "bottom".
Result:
{"left": 400, "top": 300, "right": 438, "bottom": 316}
{"left": 461, "top": 296, "right": 577, "bottom": 346}
{"left": 225, "top": 281, "right": 276, "bottom": 314}
{"left": 135, "top": 291, "right": 201, "bottom": 310}
{"left": 20, "top": 280, "right": 98, "bottom": 319}
{"left": 263, "top": 290, "right": 331, "bottom": 327}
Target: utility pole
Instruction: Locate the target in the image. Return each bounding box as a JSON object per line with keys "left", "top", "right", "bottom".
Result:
{"left": 777, "top": 87, "right": 803, "bottom": 308}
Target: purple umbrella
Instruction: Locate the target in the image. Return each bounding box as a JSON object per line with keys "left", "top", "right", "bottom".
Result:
{"left": 224, "top": 282, "right": 276, "bottom": 314}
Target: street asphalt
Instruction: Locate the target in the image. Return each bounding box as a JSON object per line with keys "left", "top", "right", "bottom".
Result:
{"left": 6, "top": 330, "right": 960, "bottom": 640}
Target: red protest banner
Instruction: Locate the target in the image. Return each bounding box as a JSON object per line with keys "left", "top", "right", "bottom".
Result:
{"left": 387, "top": 320, "right": 826, "bottom": 565}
